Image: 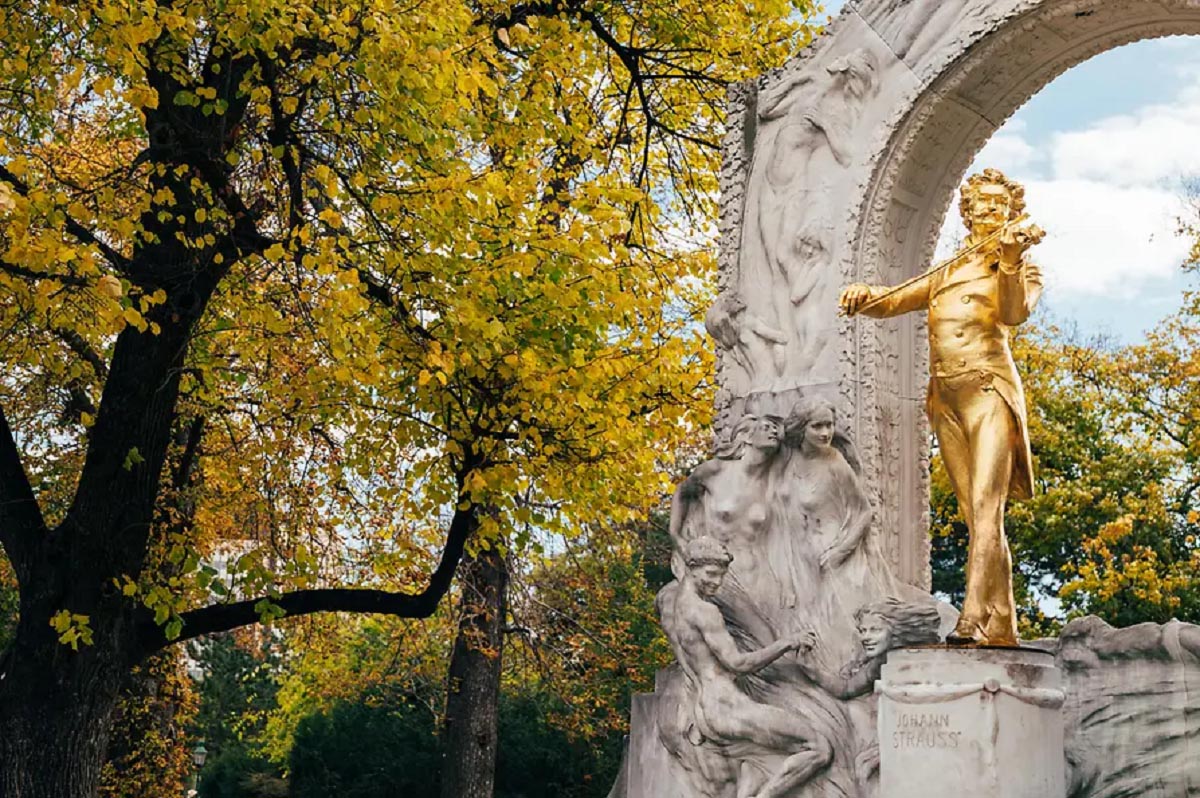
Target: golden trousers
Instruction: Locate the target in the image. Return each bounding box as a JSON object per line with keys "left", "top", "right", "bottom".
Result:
{"left": 928, "top": 370, "right": 1020, "bottom": 645}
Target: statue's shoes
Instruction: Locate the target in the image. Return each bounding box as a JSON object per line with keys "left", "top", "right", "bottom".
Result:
{"left": 945, "top": 619, "right": 986, "bottom": 645}
{"left": 946, "top": 617, "right": 1021, "bottom": 647}
{"left": 982, "top": 607, "right": 1020, "bottom": 648}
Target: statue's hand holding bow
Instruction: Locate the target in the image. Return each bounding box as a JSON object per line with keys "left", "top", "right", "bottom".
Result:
{"left": 838, "top": 283, "right": 875, "bottom": 316}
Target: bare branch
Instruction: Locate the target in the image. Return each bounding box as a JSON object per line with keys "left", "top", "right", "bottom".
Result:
{"left": 172, "top": 416, "right": 206, "bottom": 491}
{"left": 138, "top": 458, "right": 484, "bottom": 654}
{"left": 52, "top": 327, "right": 109, "bottom": 379}
{"left": 353, "top": 267, "right": 437, "bottom": 343}
{"left": 0, "top": 260, "right": 90, "bottom": 288}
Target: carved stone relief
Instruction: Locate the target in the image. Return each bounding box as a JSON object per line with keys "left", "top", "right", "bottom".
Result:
{"left": 655, "top": 402, "right": 951, "bottom": 798}
{"left": 714, "top": 0, "right": 1200, "bottom": 591}
{"left": 615, "top": 414, "right": 1200, "bottom": 798}
{"left": 628, "top": 4, "right": 1200, "bottom": 798}
{"left": 854, "top": 0, "right": 995, "bottom": 65}
{"left": 1048, "top": 617, "right": 1200, "bottom": 798}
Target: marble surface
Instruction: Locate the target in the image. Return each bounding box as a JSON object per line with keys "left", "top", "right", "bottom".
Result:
{"left": 716, "top": 0, "right": 1200, "bottom": 591}
{"left": 878, "top": 647, "right": 1065, "bottom": 798}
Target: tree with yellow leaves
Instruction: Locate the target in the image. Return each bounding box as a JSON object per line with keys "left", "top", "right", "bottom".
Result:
{"left": 0, "top": 0, "right": 818, "bottom": 794}
{"left": 1054, "top": 245, "right": 1200, "bottom": 625}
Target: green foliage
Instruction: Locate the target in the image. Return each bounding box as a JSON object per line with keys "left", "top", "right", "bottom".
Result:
{"left": 289, "top": 691, "right": 442, "bottom": 798}
{"left": 494, "top": 690, "right": 622, "bottom": 798}
{"left": 197, "top": 749, "right": 285, "bottom": 798}
{"left": 638, "top": 510, "right": 678, "bottom": 593}
{"left": 191, "top": 632, "right": 286, "bottom": 793}
{"left": 285, "top": 686, "right": 621, "bottom": 798}
{"left": 243, "top": 514, "right": 677, "bottom": 794}
{"left": 508, "top": 524, "right": 672, "bottom": 743}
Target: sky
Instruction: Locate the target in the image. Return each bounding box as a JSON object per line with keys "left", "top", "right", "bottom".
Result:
{"left": 820, "top": 1, "right": 1200, "bottom": 342}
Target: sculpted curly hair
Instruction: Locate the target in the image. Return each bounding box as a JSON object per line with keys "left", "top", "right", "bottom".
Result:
{"left": 684, "top": 536, "right": 734, "bottom": 569}
{"left": 958, "top": 167, "right": 1026, "bottom": 230}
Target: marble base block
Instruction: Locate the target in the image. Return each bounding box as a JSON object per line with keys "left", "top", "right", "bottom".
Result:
{"left": 877, "top": 647, "right": 1065, "bottom": 798}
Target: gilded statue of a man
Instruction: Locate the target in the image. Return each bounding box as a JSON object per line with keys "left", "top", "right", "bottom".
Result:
{"left": 838, "top": 168, "right": 1044, "bottom": 647}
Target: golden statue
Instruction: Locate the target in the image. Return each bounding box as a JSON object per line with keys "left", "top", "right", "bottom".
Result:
{"left": 838, "top": 168, "right": 1045, "bottom": 647}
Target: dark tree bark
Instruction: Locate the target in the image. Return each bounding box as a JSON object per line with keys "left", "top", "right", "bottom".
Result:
{"left": 0, "top": 276, "right": 216, "bottom": 796}
{"left": 0, "top": 555, "right": 131, "bottom": 796}
{"left": 441, "top": 546, "right": 509, "bottom": 798}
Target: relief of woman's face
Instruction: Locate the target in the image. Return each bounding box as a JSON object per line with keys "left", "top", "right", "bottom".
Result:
{"left": 803, "top": 407, "right": 835, "bottom": 450}
{"left": 750, "top": 417, "right": 783, "bottom": 451}
{"left": 858, "top": 613, "right": 891, "bottom": 658}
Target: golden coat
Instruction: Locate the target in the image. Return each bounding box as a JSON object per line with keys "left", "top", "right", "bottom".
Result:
{"left": 859, "top": 249, "right": 1041, "bottom": 500}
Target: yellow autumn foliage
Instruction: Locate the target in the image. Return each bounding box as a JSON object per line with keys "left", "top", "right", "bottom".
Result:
{"left": 0, "top": 0, "right": 819, "bottom": 640}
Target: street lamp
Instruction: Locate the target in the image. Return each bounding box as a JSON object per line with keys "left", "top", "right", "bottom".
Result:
{"left": 192, "top": 742, "right": 208, "bottom": 768}
{"left": 187, "top": 742, "right": 207, "bottom": 797}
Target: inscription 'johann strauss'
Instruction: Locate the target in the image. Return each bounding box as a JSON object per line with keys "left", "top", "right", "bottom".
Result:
{"left": 892, "top": 713, "right": 962, "bottom": 750}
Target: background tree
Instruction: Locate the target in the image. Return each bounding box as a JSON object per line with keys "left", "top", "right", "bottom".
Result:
{"left": 237, "top": 513, "right": 676, "bottom": 797}
{"left": 1054, "top": 234, "right": 1200, "bottom": 623}
{"left": 192, "top": 632, "right": 287, "bottom": 798}
{"left": 98, "top": 650, "right": 201, "bottom": 798}
{"left": 289, "top": 688, "right": 443, "bottom": 798}
{"left": 503, "top": 518, "right": 674, "bottom": 745}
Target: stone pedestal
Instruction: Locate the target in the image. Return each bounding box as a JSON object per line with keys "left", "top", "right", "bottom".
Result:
{"left": 878, "top": 647, "right": 1065, "bottom": 798}
{"left": 623, "top": 688, "right": 686, "bottom": 798}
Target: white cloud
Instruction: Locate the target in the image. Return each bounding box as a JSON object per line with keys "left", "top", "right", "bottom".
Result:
{"left": 1050, "top": 111, "right": 1200, "bottom": 188}
{"left": 938, "top": 71, "right": 1200, "bottom": 300}
{"left": 1023, "top": 179, "right": 1189, "bottom": 295}
{"left": 974, "top": 132, "right": 1043, "bottom": 175}
{"left": 1049, "top": 70, "right": 1200, "bottom": 187}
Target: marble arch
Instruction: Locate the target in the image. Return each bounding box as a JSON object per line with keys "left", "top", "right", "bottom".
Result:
{"left": 714, "top": 0, "right": 1200, "bottom": 590}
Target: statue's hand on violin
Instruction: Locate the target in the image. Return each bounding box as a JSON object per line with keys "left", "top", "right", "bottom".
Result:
{"left": 997, "top": 222, "right": 1045, "bottom": 272}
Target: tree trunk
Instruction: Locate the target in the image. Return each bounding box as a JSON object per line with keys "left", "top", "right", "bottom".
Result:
{"left": 0, "top": 610, "right": 128, "bottom": 797}
{"left": 0, "top": 296, "right": 208, "bottom": 797}
{"left": 441, "top": 546, "right": 508, "bottom": 798}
